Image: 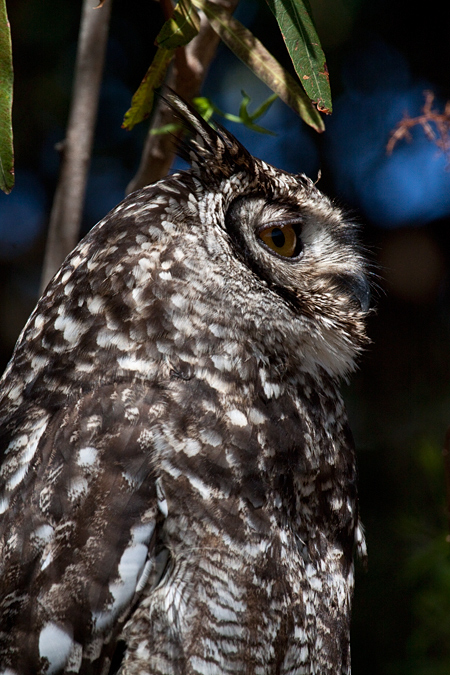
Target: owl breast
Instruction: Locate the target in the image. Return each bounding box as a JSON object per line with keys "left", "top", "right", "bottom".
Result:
{"left": 117, "top": 372, "right": 355, "bottom": 675}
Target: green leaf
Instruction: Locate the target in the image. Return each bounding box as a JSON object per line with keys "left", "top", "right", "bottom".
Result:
{"left": 192, "top": 0, "right": 324, "bottom": 132}
{"left": 0, "top": 0, "right": 14, "bottom": 193}
{"left": 237, "top": 91, "right": 277, "bottom": 135}
{"left": 122, "top": 47, "right": 174, "bottom": 131}
{"left": 247, "top": 92, "right": 279, "bottom": 121}
{"left": 192, "top": 97, "right": 216, "bottom": 123}
{"left": 149, "top": 122, "right": 181, "bottom": 136}
{"left": 265, "top": 0, "right": 332, "bottom": 113}
{"left": 149, "top": 92, "right": 278, "bottom": 137}
{"left": 194, "top": 93, "right": 277, "bottom": 135}
{"left": 156, "top": 0, "right": 200, "bottom": 49}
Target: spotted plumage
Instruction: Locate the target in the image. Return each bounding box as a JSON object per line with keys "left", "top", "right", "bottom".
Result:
{"left": 0, "top": 94, "right": 369, "bottom": 674}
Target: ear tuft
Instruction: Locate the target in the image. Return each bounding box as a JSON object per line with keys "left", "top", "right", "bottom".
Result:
{"left": 161, "top": 90, "right": 253, "bottom": 179}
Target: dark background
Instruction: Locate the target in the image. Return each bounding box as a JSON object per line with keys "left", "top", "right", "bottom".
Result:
{"left": 1, "top": 1, "right": 449, "bottom": 673}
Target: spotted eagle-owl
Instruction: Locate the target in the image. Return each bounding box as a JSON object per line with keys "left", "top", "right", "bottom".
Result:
{"left": 0, "top": 94, "right": 369, "bottom": 675}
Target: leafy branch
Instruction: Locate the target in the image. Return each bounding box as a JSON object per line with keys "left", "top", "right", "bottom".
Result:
{"left": 0, "top": 0, "right": 332, "bottom": 284}
{"left": 0, "top": 0, "right": 331, "bottom": 197}
{"left": 123, "top": 0, "right": 328, "bottom": 136}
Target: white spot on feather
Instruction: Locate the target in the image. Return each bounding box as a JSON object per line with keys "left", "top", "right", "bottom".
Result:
{"left": 7, "top": 465, "right": 28, "bottom": 491}
{"left": 263, "top": 380, "right": 281, "bottom": 399}
{"left": 160, "top": 460, "right": 182, "bottom": 480}
{"left": 68, "top": 477, "right": 88, "bottom": 501}
{"left": 226, "top": 409, "right": 248, "bottom": 427}
{"left": 172, "top": 314, "right": 193, "bottom": 334}
{"left": 209, "top": 323, "right": 226, "bottom": 338}
{"left": 96, "top": 329, "right": 133, "bottom": 351}
{"left": 86, "top": 414, "right": 102, "bottom": 431}
{"left": 125, "top": 406, "right": 140, "bottom": 422}
{"left": 31, "top": 354, "right": 49, "bottom": 371}
{"left": 94, "top": 531, "right": 151, "bottom": 631}
{"left": 309, "top": 575, "right": 323, "bottom": 592}
{"left": 131, "top": 522, "right": 155, "bottom": 546}
{"left": 156, "top": 478, "right": 168, "bottom": 517}
{"left": 199, "top": 368, "right": 232, "bottom": 394}
{"left": 34, "top": 313, "right": 45, "bottom": 329}
{"left": 6, "top": 384, "right": 22, "bottom": 402}
{"left": 54, "top": 313, "right": 85, "bottom": 345}
{"left": 3, "top": 433, "right": 28, "bottom": 456}
{"left": 117, "top": 544, "right": 148, "bottom": 589}
{"left": 187, "top": 473, "right": 213, "bottom": 500}
{"left": 78, "top": 446, "right": 98, "bottom": 466}
{"left": 39, "top": 623, "right": 73, "bottom": 674}
{"left": 331, "top": 497, "right": 343, "bottom": 511}
{"left": 199, "top": 429, "right": 222, "bottom": 447}
{"left": 299, "top": 645, "right": 309, "bottom": 663}
{"left": 248, "top": 408, "right": 267, "bottom": 425}
{"left": 32, "top": 524, "right": 54, "bottom": 543}
{"left": 139, "top": 257, "right": 153, "bottom": 272}
{"left": 41, "top": 551, "right": 53, "bottom": 571}
{"left": 184, "top": 438, "right": 201, "bottom": 457}
{"left": 87, "top": 295, "right": 105, "bottom": 314}
{"left": 170, "top": 293, "right": 187, "bottom": 310}
{"left": 161, "top": 219, "right": 175, "bottom": 232}
{"left": 211, "top": 355, "right": 233, "bottom": 372}
{"left": 117, "top": 355, "right": 152, "bottom": 374}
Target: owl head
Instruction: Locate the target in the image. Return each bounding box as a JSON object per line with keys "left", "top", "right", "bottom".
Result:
{"left": 158, "top": 93, "right": 371, "bottom": 380}
{"left": 15, "top": 93, "right": 370, "bottom": 409}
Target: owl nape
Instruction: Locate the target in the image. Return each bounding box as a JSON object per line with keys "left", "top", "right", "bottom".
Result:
{"left": 0, "top": 94, "right": 369, "bottom": 675}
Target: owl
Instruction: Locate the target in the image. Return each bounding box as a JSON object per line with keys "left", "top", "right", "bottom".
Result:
{"left": 0, "top": 94, "right": 369, "bottom": 675}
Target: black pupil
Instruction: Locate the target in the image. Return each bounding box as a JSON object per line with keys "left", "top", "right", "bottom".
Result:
{"left": 271, "top": 228, "right": 285, "bottom": 249}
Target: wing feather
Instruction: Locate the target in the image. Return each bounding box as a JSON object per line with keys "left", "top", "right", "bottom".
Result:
{"left": 0, "top": 383, "right": 161, "bottom": 674}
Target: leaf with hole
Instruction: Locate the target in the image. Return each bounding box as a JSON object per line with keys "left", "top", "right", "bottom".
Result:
{"left": 266, "top": 0, "right": 332, "bottom": 113}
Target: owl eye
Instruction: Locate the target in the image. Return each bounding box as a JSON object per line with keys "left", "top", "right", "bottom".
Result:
{"left": 258, "top": 223, "right": 303, "bottom": 259}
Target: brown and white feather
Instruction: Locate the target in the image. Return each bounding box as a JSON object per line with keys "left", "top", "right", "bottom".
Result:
{"left": 0, "top": 95, "right": 369, "bottom": 675}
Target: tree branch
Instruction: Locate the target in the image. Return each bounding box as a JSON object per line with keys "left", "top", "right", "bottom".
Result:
{"left": 126, "top": 0, "right": 240, "bottom": 195}
{"left": 40, "top": 0, "right": 112, "bottom": 293}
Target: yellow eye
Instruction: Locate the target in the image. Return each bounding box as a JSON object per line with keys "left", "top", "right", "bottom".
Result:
{"left": 258, "top": 224, "right": 301, "bottom": 258}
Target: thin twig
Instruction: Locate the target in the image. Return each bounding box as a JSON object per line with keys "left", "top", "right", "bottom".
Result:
{"left": 126, "top": 0, "right": 240, "bottom": 195}
{"left": 387, "top": 90, "right": 450, "bottom": 163}
{"left": 40, "top": 0, "right": 112, "bottom": 293}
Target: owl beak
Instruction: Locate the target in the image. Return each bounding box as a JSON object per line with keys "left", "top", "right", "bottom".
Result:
{"left": 349, "top": 273, "right": 371, "bottom": 312}
{"left": 336, "top": 273, "right": 371, "bottom": 312}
